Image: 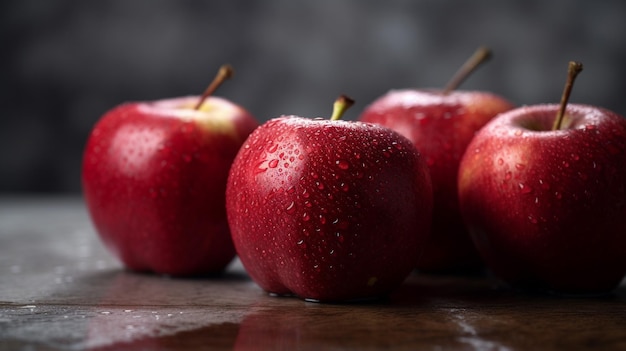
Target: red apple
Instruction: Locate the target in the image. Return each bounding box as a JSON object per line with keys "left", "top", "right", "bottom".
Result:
{"left": 360, "top": 47, "right": 515, "bottom": 273}
{"left": 458, "top": 62, "right": 626, "bottom": 294}
{"left": 82, "top": 65, "right": 259, "bottom": 276}
{"left": 225, "top": 96, "right": 433, "bottom": 302}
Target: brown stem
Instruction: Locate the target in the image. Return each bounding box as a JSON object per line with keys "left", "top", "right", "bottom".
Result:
{"left": 443, "top": 46, "right": 492, "bottom": 94}
{"left": 330, "top": 95, "right": 355, "bottom": 121}
{"left": 193, "top": 64, "right": 234, "bottom": 110}
{"left": 552, "top": 61, "right": 583, "bottom": 131}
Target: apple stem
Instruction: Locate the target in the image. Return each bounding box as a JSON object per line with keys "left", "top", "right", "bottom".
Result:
{"left": 193, "top": 64, "right": 234, "bottom": 110}
{"left": 330, "top": 95, "right": 355, "bottom": 121}
{"left": 552, "top": 61, "right": 584, "bottom": 131}
{"left": 443, "top": 46, "right": 492, "bottom": 94}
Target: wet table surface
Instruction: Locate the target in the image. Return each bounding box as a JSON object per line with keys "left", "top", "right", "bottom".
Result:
{"left": 1, "top": 196, "right": 625, "bottom": 351}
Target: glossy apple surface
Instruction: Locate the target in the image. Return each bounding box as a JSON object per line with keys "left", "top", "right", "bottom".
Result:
{"left": 458, "top": 104, "right": 626, "bottom": 293}
{"left": 226, "top": 116, "right": 433, "bottom": 302}
{"left": 360, "top": 89, "right": 514, "bottom": 272}
{"left": 82, "top": 96, "right": 259, "bottom": 276}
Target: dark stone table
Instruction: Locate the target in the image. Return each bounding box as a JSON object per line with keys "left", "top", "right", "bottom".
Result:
{"left": 1, "top": 197, "right": 625, "bottom": 350}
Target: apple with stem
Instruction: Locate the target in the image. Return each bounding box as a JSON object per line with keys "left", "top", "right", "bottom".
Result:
{"left": 458, "top": 61, "right": 626, "bottom": 294}
{"left": 82, "top": 64, "right": 259, "bottom": 276}
{"left": 360, "top": 46, "right": 515, "bottom": 273}
{"left": 226, "top": 95, "right": 433, "bottom": 302}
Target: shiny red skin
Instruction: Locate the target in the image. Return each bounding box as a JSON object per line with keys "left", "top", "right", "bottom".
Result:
{"left": 226, "top": 117, "right": 433, "bottom": 302}
{"left": 82, "top": 96, "right": 259, "bottom": 276}
{"left": 458, "top": 104, "right": 626, "bottom": 293}
{"left": 360, "top": 89, "right": 514, "bottom": 272}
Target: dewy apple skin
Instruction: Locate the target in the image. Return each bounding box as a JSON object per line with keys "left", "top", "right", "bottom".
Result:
{"left": 82, "top": 65, "right": 260, "bottom": 276}
{"left": 458, "top": 62, "right": 626, "bottom": 294}
{"left": 360, "top": 47, "right": 515, "bottom": 273}
{"left": 226, "top": 96, "right": 434, "bottom": 302}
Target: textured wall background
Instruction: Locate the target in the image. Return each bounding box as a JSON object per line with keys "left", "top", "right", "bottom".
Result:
{"left": 2, "top": 0, "right": 625, "bottom": 194}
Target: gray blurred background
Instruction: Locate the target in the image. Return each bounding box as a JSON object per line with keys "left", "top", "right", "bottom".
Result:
{"left": 2, "top": 0, "right": 625, "bottom": 194}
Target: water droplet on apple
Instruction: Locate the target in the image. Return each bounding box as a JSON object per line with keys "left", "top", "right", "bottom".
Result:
{"left": 514, "top": 129, "right": 523, "bottom": 136}
{"left": 255, "top": 161, "right": 268, "bottom": 174}
{"left": 528, "top": 215, "right": 538, "bottom": 224}
{"left": 562, "top": 161, "right": 570, "bottom": 168}
{"left": 340, "top": 183, "right": 349, "bottom": 192}
{"left": 301, "top": 188, "right": 310, "bottom": 199}
{"left": 585, "top": 124, "right": 596, "bottom": 131}
{"left": 593, "top": 161, "right": 602, "bottom": 172}
{"left": 555, "top": 191, "right": 562, "bottom": 200}
{"left": 285, "top": 201, "right": 295, "bottom": 214}
{"left": 336, "top": 232, "right": 345, "bottom": 243}
{"left": 497, "top": 158, "right": 504, "bottom": 166}
{"left": 518, "top": 183, "right": 532, "bottom": 194}
{"left": 336, "top": 160, "right": 350, "bottom": 170}
{"left": 316, "top": 182, "right": 324, "bottom": 190}
{"left": 268, "top": 159, "right": 279, "bottom": 168}
{"left": 302, "top": 213, "right": 311, "bottom": 221}
{"left": 571, "top": 153, "right": 580, "bottom": 161}
{"left": 319, "top": 215, "right": 326, "bottom": 224}
{"left": 268, "top": 143, "right": 278, "bottom": 153}
{"left": 515, "top": 163, "right": 525, "bottom": 170}
{"left": 504, "top": 171, "right": 512, "bottom": 181}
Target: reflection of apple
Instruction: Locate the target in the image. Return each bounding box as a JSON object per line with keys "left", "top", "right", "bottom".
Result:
{"left": 233, "top": 302, "right": 447, "bottom": 350}
{"left": 82, "top": 65, "right": 259, "bottom": 276}
{"left": 360, "top": 47, "right": 515, "bottom": 273}
{"left": 226, "top": 96, "right": 433, "bottom": 302}
{"left": 458, "top": 62, "right": 626, "bottom": 293}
